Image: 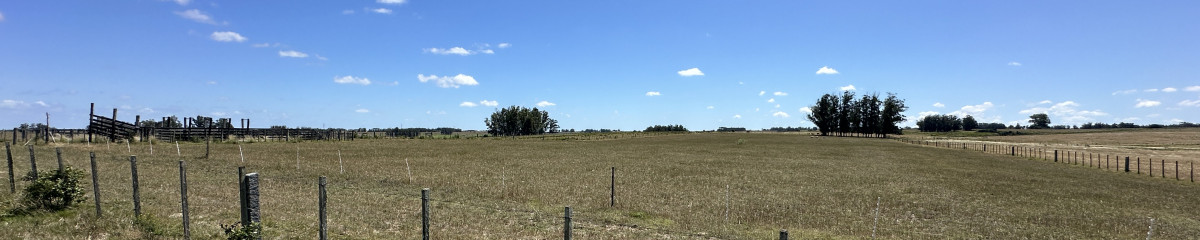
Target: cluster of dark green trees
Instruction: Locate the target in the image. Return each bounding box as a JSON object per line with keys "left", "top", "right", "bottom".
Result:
{"left": 644, "top": 125, "right": 687, "bottom": 132}
{"left": 485, "top": 106, "right": 559, "bottom": 136}
{"left": 917, "top": 114, "right": 1010, "bottom": 132}
{"left": 806, "top": 91, "right": 908, "bottom": 137}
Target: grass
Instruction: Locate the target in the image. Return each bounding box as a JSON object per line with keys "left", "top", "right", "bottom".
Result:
{"left": 1, "top": 132, "right": 1199, "bottom": 238}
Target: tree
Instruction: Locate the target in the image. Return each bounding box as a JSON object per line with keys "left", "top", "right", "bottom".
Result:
{"left": 962, "top": 115, "right": 978, "bottom": 131}
{"left": 880, "top": 93, "right": 907, "bottom": 136}
{"left": 807, "top": 94, "right": 839, "bottom": 136}
{"left": 916, "top": 114, "right": 961, "bottom": 132}
{"left": 485, "top": 105, "right": 559, "bottom": 136}
{"left": 1028, "top": 113, "right": 1051, "bottom": 129}
{"left": 838, "top": 91, "right": 854, "bottom": 136}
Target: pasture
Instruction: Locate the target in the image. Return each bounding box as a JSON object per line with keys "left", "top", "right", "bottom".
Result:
{"left": 2, "top": 131, "right": 1199, "bottom": 239}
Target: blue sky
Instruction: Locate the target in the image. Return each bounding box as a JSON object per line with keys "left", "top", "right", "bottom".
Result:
{"left": 2, "top": 1, "right": 1198, "bottom": 130}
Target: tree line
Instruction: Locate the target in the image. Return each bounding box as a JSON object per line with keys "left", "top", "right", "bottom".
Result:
{"left": 806, "top": 91, "right": 908, "bottom": 137}
{"left": 485, "top": 105, "right": 559, "bottom": 136}
{"left": 644, "top": 125, "right": 687, "bottom": 132}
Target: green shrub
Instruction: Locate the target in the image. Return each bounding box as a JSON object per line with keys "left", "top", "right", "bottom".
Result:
{"left": 221, "top": 222, "right": 261, "bottom": 240}
{"left": 20, "top": 167, "right": 88, "bottom": 211}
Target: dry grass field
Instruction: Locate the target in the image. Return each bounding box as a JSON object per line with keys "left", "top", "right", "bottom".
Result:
{"left": 2, "top": 131, "right": 1199, "bottom": 239}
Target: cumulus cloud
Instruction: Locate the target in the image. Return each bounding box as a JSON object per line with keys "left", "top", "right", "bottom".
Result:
{"left": 459, "top": 102, "right": 478, "bottom": 107}
{"left": 174, "top": 9, "right": 216, "bottom": 24}
{"left": 1185, "top": 86, "right": 1200, "bottom": 92}
{"left": 377, "top": 0, "right": 406, "bottom": 4}
{"left": 426, "top": 47, "right": 473, "bottom": 56}
{"left": 1180, "top": 99, "right": 1200, "bottom": 107}
{"left": 774, "top": 92, "right": 788, "bottom": 96}
{"left": 497, "top": 43, "right": 511, "bottom": 48}
{"left": 767, "top": 98, "right": 775, "bottom": 103}
{"left": 839, "top": 85, "right": 856, "bottom": 91}
{"left": 1111, "top": 89, "right": 1137, "bottom": 95}
{"left": 772, "top": 111, "right": 790, "bottom": 118}
{"left": 918, "top": 111, "right": 939, "bottom": 118}
{"left": 677, "top": 68, "right": 704, "bottom": 77}
{"left": 536, "top": 101, "right": 556, "bottom": 107}
{"left": 252, "top": 43, "right": 280, "bottom": 48}
{"left": 949, "top": 102, "right": 994, "bottom": 117}
{"left": 645, "top": 91, "right": 661, "bottom": 96}
{"left": 333, "top": 76, "right": 371, "bottom": 85}
{"left": 1037, "top": 100, "right": 1052, "bottom": 105}
{"left": 759, "top": 91, "right": 766, "bottom": 96}
{"left": 1162, "top": 87, "right": 1177, "bottom": 92}
{"left": 417, "top": 74, "right": 478, "bottom": 88}
{"left": 1019, "top": 101, "right": 1108, "bottom": 124}
{"left": 733, "top": 114, "right": 742, "bottom": 119}
{"left": 371, "top": 8, "right": 392, "bottom": 14}
{"left": 0, "top": 100, "right": 49, "bottom": 109}
{"left": 171, "top": 0, "right": 191, "bottom": 6}
{"left": 932, "top": 102, "right": 945, "bottom": 108}
{"left": 1134, "top": 99, "right": 1161, "bottom": 108}
{"left": 210, "top": 31, "right": 247, "bottom": 42}
{"left": 480, "top": 100, "right": 499, "bottom": 107}
{"left": 355, "top": 109, "right": 369, "bottom": 113}
{"left": 1145, "top": 89, "right": 1159, "bottom": 92}
{"left": 816, "top": 66, "right": 839, "bottom": 75}
{"left": 1008, "top": 62, "right": 1022, "bottom": 66}
{"left": 279, "top": 50, "right": 309, "bottom": 58}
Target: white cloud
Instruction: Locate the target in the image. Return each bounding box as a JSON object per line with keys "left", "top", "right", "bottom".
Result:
{"left": 773, "top": 92, "right": 788, "bottom": 96}
{"left": 174, "top": 9, "right": 216, "bottom": 24}
{"left": 1008, "top": 61, "right": 1022, "bottom": 66}
{"left": 1162, "top": 87, "right": 1177, "bottom": 92}
{"left": 918, "top": 111, "right": 940, "bottom": 118}
{"left": 34, "top": 101, "right": 48, "bottom": 107}
{"left": 706, "top": 106, "right": 714, "bottom": 109}
{"left": 733, "top": 114, "right": 742, "bottom": 119}
{"left": 355, "top": 109, "right": 370, "bottom": 113}
{"left": 767, "top": 98, "right": 775, "bottom": 103}
{"left": 758, "top": 91, "right": 766, "bottom": 96}
{"left": 172, "top": 0, "right": 191, "bottom": 6}
{"left": 772, "top": 111, "right": 790, "bottom": 118}
{"left": 1168, "top": 118, "right": 1185, "bottom": 123}
{"left": 677, "top": 68, "right": 704, "bottom": 77}
{"left": 1145, "top": 89, "right": 1159, "bottom": 92}
{"left": 1111, "top": 89, "right": 1137, "bottom": 95}
{"left": 426, "top": 47, "right": 473, "bottom": 56}
{"left": 1185, "top": 86, "right": 1200, "bottom": 92}
{"left": 0, "top": 100, "right": 40, "bottom": 109}
{"left": 371, "top": 8, "right": 393, "bottom": 14}
{"left": 949, "top": 102, "right": 994, "bottom": 117}
{"left": 206, "top": 81, "right": 217, "bottom": 85}
{"left": 139, "top": 108, "right": 155, "bottom": 114}
{"left": 377, "top": 0, "right": 407, "bottom": 5}
{"left": 459, "top": 102, "right": 478, "bottom": 107}
{"left": 333, "top": 76, "right": 371, "bottom": 85}
{"left": 497, "top": 43, "right": 511, "bottom": 48}
{"left": 536, "top": 101, "right": 556, "bottom": 107}
{"left": 816, "top": 66, "right": 839, "bottom": 75}
{"left": 1180, "top": 99, "right": 1200, "bottom": 107}
{"left": 417, "top": 74, "right": 478, "bottom": 88}
{"left": 480, "top": 100, "right": 499, "bottom": 107}
{"left": 1019, "top": 101, "right": 1108, "bottom": 124}
{"left": 1134, "top": 99, "right": 1161, "bottom": 108}
{"left": 646, "top": 91, "right": 661, "bottom": 96}
{"left": 480, "top": 49, "right": 495, "bottom": 54}
{"left": 278, "top": 50, "right": 309, "bottom": 58}
{"left": 839, "top": 85, "right": 856, "bottom": 91}
{"left": 1037, "top": 100, "right": 1052, "bottom": 105}
{"left": 342, "top": 10, "right": 355, "bottom": 15}
{"left": 932, "top": 102, "right": 945, "bottom": 108}
{"left": 210, "top": 31, "right": 247, "bottom": 42}
{"left": 799, "top": 107, "right": 812, "bottom": 114}
{"left": 774, "top": 104, "right": 780, "bottom": 108}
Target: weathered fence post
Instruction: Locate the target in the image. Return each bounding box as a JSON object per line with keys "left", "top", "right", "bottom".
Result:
{"left": 1138, "top": 157, "right": 1141, "bottom": 174}
{"left": 55, "top": 147, "right": 63, "bottom": 172}
{"left": 130, "top": 155, "right": 141, "bottom": 216}
{"left": 179, "top": 160, "right": 190, "bottom": 240}
{"left": 421, "top": 188, "right": 430, "bottom": 240}
{"left": 1161, "top": 160, "right": 1165, "bottom": 178}
{"left": 6, "top": 143, "right": 13, "bottom": 194}
{"left": 1011, "top": 146, "right": 1014, "bottom": 156}
{"left": 238, "top": 167, "right": 247, "bottom": 223}
{"left": 779, "top": 229, "right": 788, "bottom": 240}
{"left": 610, "top": 167, "right": 616, "bottom": 207}
{"left": 240, "top": 173, "right": 261, "bottom": 232}
{"left": 90, "top": 152, "right": 101, "bottom": 217}
{"left": 1150, "top": 158, "right": 1154, "bottom": 177}
{"left": 1054, "top": 150, "right": 1058, "bottom": 162}
{"left": 563, "top": 206, "right": 572, "bottom": 240}
{"left": 1176, "top": 161, "right": 1179, "bottom": 180}
{"left": 28, "top": 145, "right": 38, "bottom": 179}
{"left": 1125, "top": 157, "right": 1131, "bottom": 173}
{"left": 319, "top": 176, "right": 327, "bottom": 240}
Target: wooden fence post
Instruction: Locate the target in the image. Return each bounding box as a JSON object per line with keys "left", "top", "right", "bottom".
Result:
{"left": 1138, "top": 157, "right": 1141, "bottom": 174}
{"left": 1151, "top": 159, "right": 1154, "bottom": 177}
{"left": 610, "top": 167, "right": 616, "bottom": 208}
{"left": 1176, "top": 161, "right": 1179, "bottom": 180}
{"left": 1054, "top": 150, "right": 1058, "bottom": 162}
{"left": 179, "top": 160, "right": 190, "bottom": 240}
{"left": 6, "top": 143, "right": 13, "bottom": 194}
{"left": 779, "top": 229, "right": 788, "bottom": 240}
{"left": 422, "top": 188, "right": 430, "bottom": 240}
{"left": 240, "top": 173, "right": 261, "bottom": 231}
{"left": 1161, "top": 160, "right": 1165, "bottom": 178}
{"left": 90, "top": 152, "right": 101, "bottom": 217}
{"left": 238, "top": 167, "right": 247, "bottom": 223}
{"left": 563, "top": 206, "right": 572, "bottom": 240}
{"left": 319, "top": 176, "right": 327, "bottom": 240}
{"left": 130, "top": 156, "right": 140, "bottom": 216}
{"left": 28, "top": 145, "right": 38, "bottom": 179}
{"left": 55, "top": 147, "right": 63, "bottom": 172}
{"left": 1125, "top": 157, "right": 1130, "bottom": 173}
